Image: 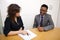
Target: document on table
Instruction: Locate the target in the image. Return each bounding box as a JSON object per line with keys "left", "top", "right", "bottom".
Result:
{"left": 18, "top": 30, "right": 37, "bottom": 40}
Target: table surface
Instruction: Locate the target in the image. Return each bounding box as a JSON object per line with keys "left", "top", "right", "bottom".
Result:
{"left": 0, "top": 27, "right": 60, "bottom": 40}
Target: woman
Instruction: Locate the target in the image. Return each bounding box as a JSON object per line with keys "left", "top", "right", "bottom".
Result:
{"left": 3, "top": 4, "right": 28, "bottom": 36}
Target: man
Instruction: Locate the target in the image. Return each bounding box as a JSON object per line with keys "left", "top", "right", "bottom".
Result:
{"left": 33, "top": 4, "right": 54, "bottom": 31}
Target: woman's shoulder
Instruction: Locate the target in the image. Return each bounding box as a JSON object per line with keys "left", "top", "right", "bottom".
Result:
{"left": 5, "top": 17, "right": 11, "bottom": 22}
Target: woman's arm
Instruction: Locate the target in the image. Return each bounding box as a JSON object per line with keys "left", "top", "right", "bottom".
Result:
{"left": 8, "top": 30, "right": 28, "bottom": 36}
{"left": 8, "top": 27, "right": 23, "bottom": 36}
{"left": 8, "top": 31, "right": 20, "bottom": 36}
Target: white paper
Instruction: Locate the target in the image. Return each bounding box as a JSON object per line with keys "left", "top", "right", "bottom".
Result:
{"left": 18, "top": 30, "right": 37, "bottom": 40}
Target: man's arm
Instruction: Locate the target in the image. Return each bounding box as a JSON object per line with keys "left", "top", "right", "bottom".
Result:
{"left": 43, "top": 15, "right": 54, "bottom": 31}
{"left": 33, "top": 16, "right": 37, "bottom": 28}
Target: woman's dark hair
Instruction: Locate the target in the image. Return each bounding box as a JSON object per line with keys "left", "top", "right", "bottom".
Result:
{"left": 7, "top": 4, "right": 21, "bottom": 23}
{"left": 41, "top": 4, "right": 48, "bottom": 9}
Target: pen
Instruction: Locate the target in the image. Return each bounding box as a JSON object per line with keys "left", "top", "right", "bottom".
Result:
{"left": 27, "top": 33, "right": 29, "bottom": 36}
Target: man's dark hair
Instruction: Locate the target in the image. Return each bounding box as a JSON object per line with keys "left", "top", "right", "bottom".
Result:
{"left": 41, "top": 4, "right": 48, "bottom": 9}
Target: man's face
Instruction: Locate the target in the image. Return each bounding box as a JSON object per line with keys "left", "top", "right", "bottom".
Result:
{"left": 40, "top": 7, "right": 47, "bottom": 15}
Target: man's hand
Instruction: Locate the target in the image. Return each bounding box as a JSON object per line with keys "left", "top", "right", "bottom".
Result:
{"left": 37, "top": 27, "right": 44, "bottom": 32}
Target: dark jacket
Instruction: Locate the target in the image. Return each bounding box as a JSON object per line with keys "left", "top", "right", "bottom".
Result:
{"left": 3, "top": 17, "right": 24, "bottom": 36}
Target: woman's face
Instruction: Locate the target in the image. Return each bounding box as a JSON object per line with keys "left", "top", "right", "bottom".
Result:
{"left": 15, "top": 12, "right": 20, "bottom": 17}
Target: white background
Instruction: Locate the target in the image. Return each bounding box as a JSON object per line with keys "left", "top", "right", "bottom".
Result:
{"left": 0, "top": 0, "right": 60, "bottom": 29}
{"left": 56, "top": 0, "right": 60, "bottom": 27}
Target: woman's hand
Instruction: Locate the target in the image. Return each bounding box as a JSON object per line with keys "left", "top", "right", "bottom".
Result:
{"left": 18, "top": 28, "right": 28, "bottom": 35}
{"left": 21, "top": 30, "right": 28, "bottom": 35}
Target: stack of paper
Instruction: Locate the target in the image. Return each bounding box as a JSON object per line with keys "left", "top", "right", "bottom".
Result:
{"left": 18, "top": 30, "right": 37, "bottom": 40}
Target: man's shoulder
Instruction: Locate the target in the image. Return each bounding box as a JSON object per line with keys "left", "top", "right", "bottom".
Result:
{"left": 45, "top": 14, "right": 52, "bottom": 19}
{"left": 35, "top": 14, "right": 40, "bottom": 17}
{"left": 46, "top": 14, "right": 51, "bottom": 16}
{"left": 35, "top": 14, "right": 51, "bottom": 18}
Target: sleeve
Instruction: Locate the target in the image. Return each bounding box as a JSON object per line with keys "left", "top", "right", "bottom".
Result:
{"left": 43, "top": 15, "right": 54, "bottom": 31}
{"left": 3, "top": 18, "right": 11, "bottom": 36}
{"left": 19, "top": 17, "right": 24, "bottom": 30}
{"left": 33, "top": 16, "right": 38, "bottom": 28}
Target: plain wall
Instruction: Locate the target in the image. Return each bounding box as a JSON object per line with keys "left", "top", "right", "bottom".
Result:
{"left": 0, "top": 0, "right": 60, "bottom": 29}
{"left": 56, "top": 0, "right": 60, "bottom": 27}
